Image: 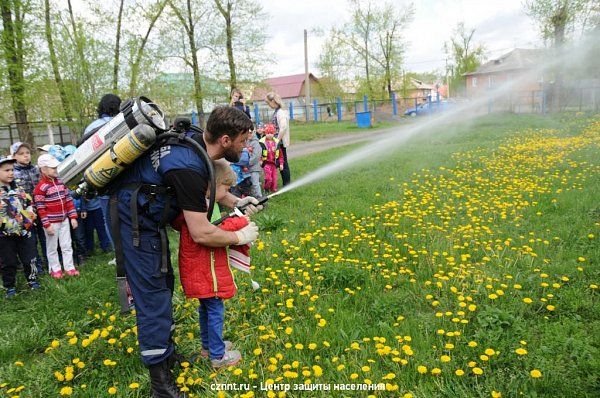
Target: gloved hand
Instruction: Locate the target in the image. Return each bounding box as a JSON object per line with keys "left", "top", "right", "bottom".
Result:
{"left": 234, "top": 222, "right": 259, "bottom": 245}
{"left": 235, "top": 196, "right": 263, "bottom": 216}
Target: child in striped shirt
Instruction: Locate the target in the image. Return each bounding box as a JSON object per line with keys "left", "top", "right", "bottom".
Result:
{"left": 33, "top": 154, "right": 79, "bottom": 278}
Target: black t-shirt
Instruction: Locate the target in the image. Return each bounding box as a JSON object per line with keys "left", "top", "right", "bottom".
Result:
{"left": 164, "top": 169, "right": 208, "bottom": 213}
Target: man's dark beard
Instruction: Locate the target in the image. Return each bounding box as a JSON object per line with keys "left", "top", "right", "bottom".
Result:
{"left": 223, "top": 147, "right": 241, "bottom": 163}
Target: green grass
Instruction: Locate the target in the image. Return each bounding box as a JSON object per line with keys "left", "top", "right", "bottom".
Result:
{"left": 1, "top": 112, "right": 599, "bottom": 397}
{"left": 290, "top": 119, "right": 398, "bottom": 142}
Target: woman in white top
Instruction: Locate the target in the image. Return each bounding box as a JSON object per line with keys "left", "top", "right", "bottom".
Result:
{"left": 265, "top": 92, "right": 290, "bottom": 186}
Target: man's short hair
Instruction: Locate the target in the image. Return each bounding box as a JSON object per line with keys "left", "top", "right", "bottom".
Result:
{"left": 97, "top": 94, "right": 122, "bottom": 117}
{"left": 205, "top": 106, "right": 253, "bottom": 144}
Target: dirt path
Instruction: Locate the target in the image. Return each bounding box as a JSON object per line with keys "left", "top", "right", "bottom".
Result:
{"left": 287, "top": 125, "right": 401, "bottom": 159}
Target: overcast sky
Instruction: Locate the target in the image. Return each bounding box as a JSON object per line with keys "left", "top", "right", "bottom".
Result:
{"left": 262, "top": 0, "right": 543, "bottom": 76}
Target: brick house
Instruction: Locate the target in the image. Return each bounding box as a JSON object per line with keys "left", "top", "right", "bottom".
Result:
{"left": 464, "top": 48, "right": 546, "bottom": 98}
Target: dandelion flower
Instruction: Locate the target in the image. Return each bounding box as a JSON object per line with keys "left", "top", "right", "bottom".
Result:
{"left": 515, "top": 348, "right": 527, "bottom": 355}
{"left": 530, "top": 369, "right": 542, "bottom": 378}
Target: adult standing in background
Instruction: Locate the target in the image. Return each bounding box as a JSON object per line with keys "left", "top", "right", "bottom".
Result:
{"left": 265, "top": 92, "right": 291, "bottom": 186}
{"left": 230, "top": 88, "right": 251, "bottom": 119}
{"left": 79, "top": 94, "right": 122, "bottom": 252}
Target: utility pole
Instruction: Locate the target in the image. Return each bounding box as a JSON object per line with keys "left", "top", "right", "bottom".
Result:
{"left": 445, "top": 58, "right": 450, "bottom": 98}
{"left": 304, "top": 29, "right": 311, "bottom": 115}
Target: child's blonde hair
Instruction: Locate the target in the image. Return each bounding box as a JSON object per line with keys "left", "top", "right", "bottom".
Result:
{"left": 213, "top": 159, "right": 237, "bottom": 187}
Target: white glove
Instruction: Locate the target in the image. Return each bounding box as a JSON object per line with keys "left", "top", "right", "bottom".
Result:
{"left": 234, "top": 222, "right": 259, "bottom": 245}
{"left": 235, "top": 196, "right": 263, "bottom": 216}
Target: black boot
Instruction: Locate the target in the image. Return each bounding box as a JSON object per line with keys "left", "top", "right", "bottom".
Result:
{"left": 148, "top": 359, "right": 186, "bottom": 398}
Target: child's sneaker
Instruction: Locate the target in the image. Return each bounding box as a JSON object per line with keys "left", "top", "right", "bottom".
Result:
{"left": 201, "top": 341, "right": 233, "bottom": 358}
{"left": 211, "top": 350, "right": 241, "bottom": 368}
{"left": 5, "top": 288, "right": 17, "bottom": 299}
{"left": 50, "top": 270, "right": 63, "bottom": 279}
{"left": 29, "top": 281, "right": 41, "bottom": 290}
{"left": 66, "top": 269, "right": 80, "bottom": 276}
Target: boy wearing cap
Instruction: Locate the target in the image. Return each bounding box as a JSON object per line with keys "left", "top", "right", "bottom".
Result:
{"left": 11, "top": 141, "right": 47, "bottom": 272}
{"left": 33, "top": 154, "right": 79, "bottom": 278}
{"left": 0, "top": 156, "right": 40, "bottom": 298}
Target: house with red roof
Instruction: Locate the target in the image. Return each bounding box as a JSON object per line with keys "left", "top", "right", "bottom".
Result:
{"left": 251, "top": 73, "right": 322, "bottom": 108}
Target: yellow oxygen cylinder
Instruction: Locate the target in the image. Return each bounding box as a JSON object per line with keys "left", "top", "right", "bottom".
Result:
{"left": 83, "top": 124, "right": 156, "bottom": 190}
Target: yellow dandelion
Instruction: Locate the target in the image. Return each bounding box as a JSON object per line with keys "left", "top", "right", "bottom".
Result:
{"left": 312, "top": 365, "right": 323, "bottom": 377}
{"left": 530, "top": 369, "right": 542, "bottom": 378}
{"left": 515, "top": 348, "right": 528, "bottom": 355}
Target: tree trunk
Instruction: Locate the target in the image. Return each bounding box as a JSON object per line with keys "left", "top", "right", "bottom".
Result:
{"left": 1, "top": 0, "right": 32, "bottom": 145}
{"left": 129, "top": 0, "right": 167, "bottom": 96}
{"left": 112, "top": 0, "right": 124, "bottom": 91}
{"left": 44, "top": 0, "right": 73, "bottom": 122}
{"left": 186, "top": 0, "right": 205, "bottom": 126}
{"left": 67, "top": 0, "right": 94, "bottom": 100}
{"left": 551, "top": 5, "right": 568, "bottom": 112}
{"left": 215, "top": 0, "right": 236, "bottom": 90}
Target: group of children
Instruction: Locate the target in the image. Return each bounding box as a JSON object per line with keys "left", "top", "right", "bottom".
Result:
{"left": 1, "top": 142, "right": 112, "bottom": 298}
{"left": 2, "top": 129, "right": 271, "bottom": 368}
{"left": 231, "top": 123, "right": 286, "bottom": 198}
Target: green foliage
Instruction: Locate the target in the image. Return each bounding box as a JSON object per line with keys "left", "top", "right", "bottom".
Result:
{"left": 255, "top": 212, "right": 285, "bottom": 232}
{"left": 444, "top": 22, "right": 486, "bottom": 96}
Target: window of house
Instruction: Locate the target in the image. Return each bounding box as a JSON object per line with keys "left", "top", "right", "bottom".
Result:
{"left": 488, "top": 75, "right": 495, "bottom": 87}
{"left": 472, "top": 77, "right": 477, "bottom": 87}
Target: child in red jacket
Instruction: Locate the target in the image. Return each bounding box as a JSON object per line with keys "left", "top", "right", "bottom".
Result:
{"left": 33, "top": 154, "right": 79, "bottom": 278}
{"left": 172, "top": 159, "right": 249, "bottom": 368}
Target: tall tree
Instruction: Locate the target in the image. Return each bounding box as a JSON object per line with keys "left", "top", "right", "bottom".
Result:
{"left": 129, "top": 0, "right": 168, "bottom": 96}
{"left": 213, "top": 0, "right": 235, "bottom": 90}
{"left": 44, "top": 0, "right": 72, "bottom": 122}
{"left": 211, "top": 0, "right": 269, "bottom": 91}
{"left": 524, "top": 0, "right": 590, "bottom": 46}
{"left": 321, "top": 0, "right": 412, "bottom": 98}
{"left": 168, "top": 0, "right": 206, "bottom": 124}
{"left": 340, "top": 0, "right": 376, "bottom": 95}
{"left": 1, "top": 0, "right": 31, "bottom": 144}
{"left": 524, "top": 1, "right": 597, "bottom": 110}
{"left": 67, "top": 0, "right": 94, "bottom": 99}
{"left": 444, "top": 22, "right": 485, "bottom": 96}
{"left": 371, "top": 2, "right": 413, "bottom": 98}
{"left": 112, "top": 0, "right": 124, "bottom": 91}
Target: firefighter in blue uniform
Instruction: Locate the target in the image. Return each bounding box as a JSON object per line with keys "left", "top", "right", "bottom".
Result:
{"left": 109, "top": 107, "right": 261, "bottom": 398}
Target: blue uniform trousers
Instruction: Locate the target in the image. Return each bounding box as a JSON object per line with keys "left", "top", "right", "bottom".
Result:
{"left": 113, "top": 212, "right": 175, "bottom": 366}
